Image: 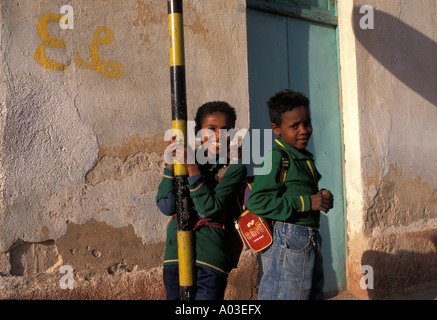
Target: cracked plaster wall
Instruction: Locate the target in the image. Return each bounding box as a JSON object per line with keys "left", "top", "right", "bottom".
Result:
{"left": 0, "top": 0, "right": 250, "bottom": 285}
{"left": 340, "top": 0, "right": 437, "bottom": 298}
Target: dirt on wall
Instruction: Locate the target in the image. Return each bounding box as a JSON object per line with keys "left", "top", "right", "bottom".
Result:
{"left": 56, "top": 219, "right": 166, "bottom": 278}
{"left": 0, "top": 219, "right": 260, "bottom": 300}
{"left": 364, "top": 164, "right": 437, "bottom": 235}
{"left": 346, "top": 163, "right": 437, "bottom": 299}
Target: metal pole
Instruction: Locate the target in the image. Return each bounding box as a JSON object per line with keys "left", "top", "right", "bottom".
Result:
{"left": 167, "top": 0, "right": 195, "bottom": 300}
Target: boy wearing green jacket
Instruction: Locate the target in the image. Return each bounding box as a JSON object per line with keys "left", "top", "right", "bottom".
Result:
{"left": 247, "top": 89, "right": 333, "bottom": 300}
{"left": 156, "top": 101, "right": 246, "bottom": 300}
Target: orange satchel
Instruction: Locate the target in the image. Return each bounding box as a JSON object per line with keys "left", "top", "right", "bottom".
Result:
{"left": 235, "top": 148, "right": 290, "bottom": 252}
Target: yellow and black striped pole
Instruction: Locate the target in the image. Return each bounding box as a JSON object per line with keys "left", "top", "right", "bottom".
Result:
{"left": 167, "top": 0, "right": 195, "bottom": 300}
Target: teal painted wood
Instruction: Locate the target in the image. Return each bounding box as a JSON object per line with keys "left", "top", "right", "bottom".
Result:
{"left": 287, "top": 17, "right": 345, "bottom": 293}
{"left": 247, "top": 11, "right": 288, "bottom": 160}
{"left": 247, "top": 8, "right": 345, "bottom": 294}
{"left": 247, "top": 0, "right": 338, "bottom": 26}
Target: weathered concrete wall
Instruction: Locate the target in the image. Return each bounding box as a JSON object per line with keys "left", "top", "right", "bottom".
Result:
{"left": 0, "top": 249, "right": 259, "bottom": 300}
{"left": 339, "top": 0, "right": 437, "bottom": 299}
{"left": 0, "top": 0, "right": 253, "bottom": 299}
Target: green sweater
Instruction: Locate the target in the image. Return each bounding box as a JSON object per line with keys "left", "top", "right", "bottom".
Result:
{"left": 156, "top": 158, "right": 247, "bottom": 274}
{"left": 246, "top": 138, "right": 322, "bottom": 228}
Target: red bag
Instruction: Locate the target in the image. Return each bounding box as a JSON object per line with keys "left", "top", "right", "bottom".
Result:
{"left": 235, "top": 148, "right": 290, "bottom": 252}
{"left": 235, "top": 210, "right": 273, "bottom": 252}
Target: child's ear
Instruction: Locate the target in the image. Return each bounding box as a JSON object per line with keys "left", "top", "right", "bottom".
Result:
{"left": 271, "top": 123, "right": 281, "bottom": 137}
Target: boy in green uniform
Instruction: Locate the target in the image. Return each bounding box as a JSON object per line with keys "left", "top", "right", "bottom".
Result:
{"left": 156, "top": 101, "right": 246, "bottom": 300}
{"left": 247, "top": 89, "right": 333, "bottom": 300}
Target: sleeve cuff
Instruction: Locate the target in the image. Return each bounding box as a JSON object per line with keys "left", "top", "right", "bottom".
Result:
{"left": 157, "top": 192, "right": 175, "bottom": 216}
{"left": 186, "top": 175, "right": 208, "bottom": 196}
{"left": 187, "top": 173, "right": 202, "bottom": 185}
{"left": 163, "top": 167, "right": 174, "bottom": 179}
{"left": 299, "top": 195, "right": 312, "bottom": 213}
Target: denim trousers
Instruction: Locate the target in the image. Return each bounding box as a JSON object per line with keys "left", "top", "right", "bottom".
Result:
{"left": 163, "top": 264, "right": 228, "bottom": 300}
{"left": 258, "top": 222, "right": 324, "bottom": 300}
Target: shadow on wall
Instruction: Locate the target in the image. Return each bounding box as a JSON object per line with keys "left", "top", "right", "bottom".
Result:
{"left": 353, "top": 6, "right": 437, "bottom": 107}
{"left": 361, "top": 229, "right": 437, "bottom": 300}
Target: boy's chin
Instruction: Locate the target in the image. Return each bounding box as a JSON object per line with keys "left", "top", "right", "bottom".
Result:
{"left": 292, "top": 141, "right": 309, "bottom": 150}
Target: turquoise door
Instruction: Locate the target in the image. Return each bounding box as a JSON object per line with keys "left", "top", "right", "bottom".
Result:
{"left": 247, "top": 2, "right": 346, "bottom": 294}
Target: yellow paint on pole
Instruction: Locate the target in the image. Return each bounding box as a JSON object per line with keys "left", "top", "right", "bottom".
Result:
{"left": 177, "top": 231, "right": 195, "bottom": 287}
{"left": 168, "top": 13, "right": 185, "bottom": 67}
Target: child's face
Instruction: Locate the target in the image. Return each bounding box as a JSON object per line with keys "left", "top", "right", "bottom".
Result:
{"left": 198, "top": 112, "right": 233, "bottom": 155}
{"left": 272, "top": 106, "right": 313, "bottom": 150}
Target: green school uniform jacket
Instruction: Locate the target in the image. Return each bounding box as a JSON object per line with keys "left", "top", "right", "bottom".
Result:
{"left": 246, "top": 138, "right": 322, "bottom": 228}
{"left": 156, "top": 158, "right": 247, "bottom": 274}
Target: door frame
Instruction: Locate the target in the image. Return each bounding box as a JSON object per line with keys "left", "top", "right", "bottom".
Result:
{"left": 247, "top": 0, "right": 338, "bottom": 26}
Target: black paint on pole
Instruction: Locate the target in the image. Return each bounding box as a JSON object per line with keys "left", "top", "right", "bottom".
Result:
{"left": 170, "top": 66, "right": 188, "bottom": 120}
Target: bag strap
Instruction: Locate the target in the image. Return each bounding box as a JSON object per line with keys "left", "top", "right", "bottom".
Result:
{"left": 238, "top": 148, "right": 290, "bottom": 215}
{"left": 272, "top": 147, "right": 290, "bottom": 195}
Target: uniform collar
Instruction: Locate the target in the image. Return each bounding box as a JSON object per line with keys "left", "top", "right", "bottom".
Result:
{"left": 274, "top": 137, "right": 314, "bottom": 161}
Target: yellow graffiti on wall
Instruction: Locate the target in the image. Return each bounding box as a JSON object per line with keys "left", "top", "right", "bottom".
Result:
{"left": 34, "top": 13, "right": 68, "bottom": 71}
{"left": 74, "top": 27, "right": 125, "bottom": 79}
{"left": 34, "top": 13, "right": 125, "bottom": 79}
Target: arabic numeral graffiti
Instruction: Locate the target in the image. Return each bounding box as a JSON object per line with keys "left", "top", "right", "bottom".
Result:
{"left": 34, "top": 13, "right": 68, "bottom": 71}
{"left": 74, "top": 26, "right": 125, "bottom": 79}
{"left": 34, "top": 11, "right": 125, "bottom": 79}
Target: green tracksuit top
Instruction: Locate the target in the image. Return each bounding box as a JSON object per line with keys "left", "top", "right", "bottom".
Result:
{"left": 156, "top": 158, "right": 247, "bottom": 274}
{"left": 246, "top": 138, "right": 322, "bottom": 228}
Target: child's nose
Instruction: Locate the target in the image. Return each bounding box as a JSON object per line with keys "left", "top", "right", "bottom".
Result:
{"left": 299, "top": 125, "right": 309, "bottom": 134}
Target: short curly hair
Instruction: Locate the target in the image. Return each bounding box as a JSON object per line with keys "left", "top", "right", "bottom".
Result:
{"left": 267, "top": 89, "right": 309, "bottom": 126}
{"left": 195, "top": 101, "right": 237, "bottom": 129}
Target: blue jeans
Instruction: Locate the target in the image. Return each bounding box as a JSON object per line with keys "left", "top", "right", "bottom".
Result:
{"left": 163, "top": 264, "right": 228, "bottom": 300}
{"left": 258, "top": 222, "right": 324, "bottom": 300}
